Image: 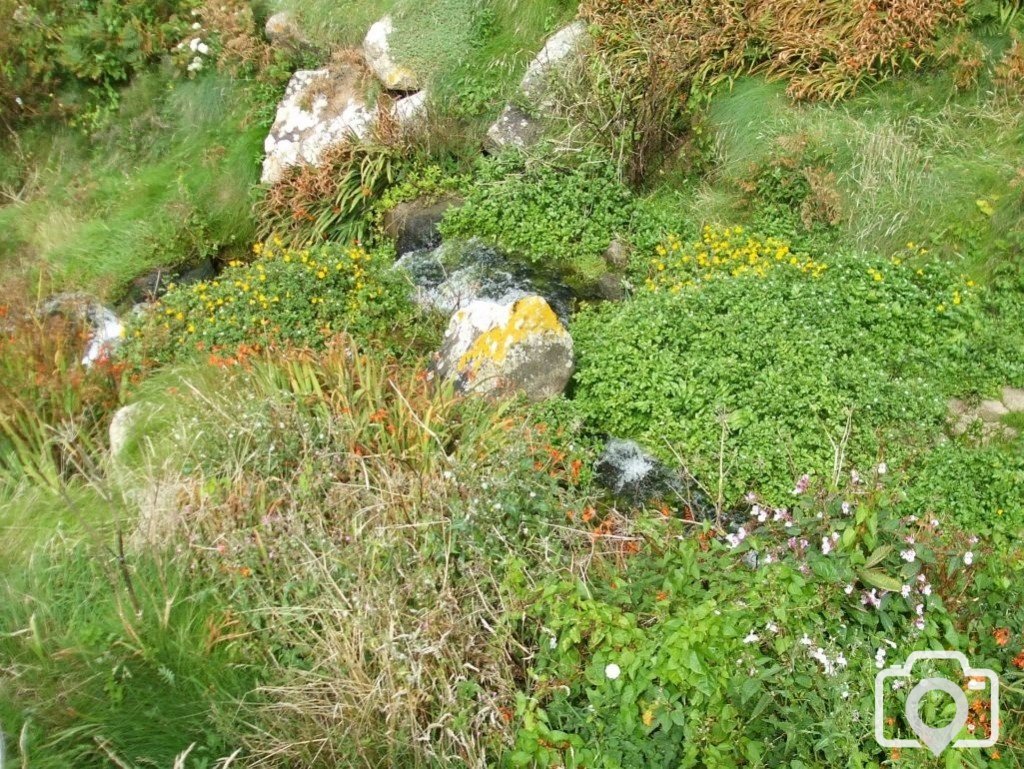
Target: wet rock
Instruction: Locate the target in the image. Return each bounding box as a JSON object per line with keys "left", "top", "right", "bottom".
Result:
{"left": 395, "top": 240, "right": 573, "bottom": 322}
{"left": 261, "top": 65, "right": 374, "bottom": 185}
{"left": 41, "top": 293, "right": 123, "bottom": 366}
{"left": 383, "top": 196, "right": 456, "bottom": 256}
{"left": 594, "top": 438, "right": 714, "bottom": 516}
{"left": 127, "top": 258, "right": 216, "bottom": 304}
{"left": 363, "top": 16, "right": 419, "bottom": 91}
{"left": 434, "top": 295, "right": 573, "bottom": 401}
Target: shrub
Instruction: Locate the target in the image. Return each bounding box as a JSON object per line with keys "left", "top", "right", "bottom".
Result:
{"left": 0, "top": 292, "right": 121, "bottom": 488}
{"left": 123, "top": 239, "right": 422, "bottom": 368}
{"left": 512, "top": 472, "right": 1024, "bottom": 766}
{"left": 572, "top": 233, "right": 1024, "bottom": 501}
{"left": 257, "top": 143, "right": 400, "bottom": 248}
{"left": 439, "top": 152, "right": 634, "bottom": 283}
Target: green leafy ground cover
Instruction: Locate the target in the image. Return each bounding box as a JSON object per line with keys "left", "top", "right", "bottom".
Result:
{"left": 2, "top": 1, "right": 1024, "bottom": 767}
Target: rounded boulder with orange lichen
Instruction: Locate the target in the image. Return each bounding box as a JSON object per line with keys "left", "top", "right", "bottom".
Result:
{"left": 434, "top": 295, "right": 574, "bottom": 401}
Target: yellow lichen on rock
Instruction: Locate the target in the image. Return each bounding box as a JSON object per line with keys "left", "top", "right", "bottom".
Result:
{"left": 459, "top": 296, "right": 563, "bottom": 371}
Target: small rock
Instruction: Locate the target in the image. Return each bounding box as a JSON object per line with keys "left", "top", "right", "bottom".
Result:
{"left": 978, "top": 399, "right": 1009, "bottom": 423}
{"left": 603, "top": 238, "right": 631, "bottom": 270}
{"left": 383, "top": 196, "right": 456, "bottom": 256}
{"left": 363, "top": 16, "right": 419, "bottom": 91}
{"left": 591, "top": 272, "right": 625, "bottom": 301}
{"left": 1002, "top": 386, "right": 1024, "bottom": 413}
{"left": 434, "top": 295, "right": 573, "bottom": 401}
{"left": 485, "top": 105, "right": 544, "bottom": 152}
{"left": 393, "top": 90, "right": 429, "bottom": 128}
{"left": 261, "top": 66, "right": 375, "bottom": 185}
{"left": 41, "top": 293, "right": 122, "bottom": 366}
{"left": 264, "top": 11, "right": 306, "bottom": 49}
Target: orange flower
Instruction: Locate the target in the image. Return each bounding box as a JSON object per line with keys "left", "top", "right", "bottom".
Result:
{"left": 582, "top": 506, "right": 596, "bottom": 523}
{"left": 994, "top": 627, "right": 1011, "bottom": 647}
{"left": 1013, "top": 651, "right": 1024, "bottom": 670}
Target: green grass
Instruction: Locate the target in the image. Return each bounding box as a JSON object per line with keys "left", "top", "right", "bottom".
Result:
{"left": 648, "top": 70, "right": 1024, "bottom": 266}
{"left": 0, "top": 72, "right": 268, "bottom": 300}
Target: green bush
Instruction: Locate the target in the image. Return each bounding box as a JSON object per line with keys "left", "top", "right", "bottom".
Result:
{"left": 439, "top": 152, "right": 635, "bottom": 284}
{"left": 123, "top": 240, "right": 422, "bottom": 368}
{"left": 572, "top": 234, "right": 1024, "bottom": 501}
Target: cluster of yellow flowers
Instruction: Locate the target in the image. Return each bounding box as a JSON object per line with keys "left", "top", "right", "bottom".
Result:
{"left": 646, "top": 225, "right": 827, "bottom": 293}
{"left": 146, "top": 239, "right": 382, "bottom": 347}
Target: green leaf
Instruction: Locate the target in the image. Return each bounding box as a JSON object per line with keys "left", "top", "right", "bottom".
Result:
{"left": 858, "top": 569, "right": 903, "bottom": 593}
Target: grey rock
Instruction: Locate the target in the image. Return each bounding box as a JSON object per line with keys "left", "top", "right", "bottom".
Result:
{"left": 265, "top": 11, "right": 306, "bottom": 49}
{"left": 383, "top": 197, "right": 457, "bottom": 256}
{"left": 594, "top": 438, "right": 714, "bottom": 515}
{"left": 485, "top": 105, "right": 544, "bottom": 152}
{"left": 1002, "top": 386, "right": 1024, "bottom": 413}
{"left": 978, "top": 399, "right": 1010, "bottom": 423}
{"left": 603, "top": 238, "right": 630, "bottom": 270}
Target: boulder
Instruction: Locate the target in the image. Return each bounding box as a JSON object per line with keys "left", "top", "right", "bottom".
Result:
{"left": 520, "top": 20, "right": 589, "bottom": 106}
{"left": 485, "top": 105, "right": 544, "bottom": 152}
{"left": 383, "top": 196, "right": 457, "bottom": 256}
{"left": 264, "top": 11, "right": 307, "bottom": 50}
{"left": 395, "top": 240, "right": 573, "bottom": 321}
{"left": 393, "top": 90, "right": 429, "bottom": 127}
{"left": 486, "top": 21, "right": 589, "bottom": 151}
{"left": 434, "top": 295, "right": 573, "bottom": 400}
{"left": 127, "top": 258, "right": 216, "bottom": 304}
{"left": 363, "top": 16, "right": 419, "bottom": 91}
{"left": 41, "top": 293, "right": 122, "bottom": 366}
{"left": 261, "top": 66, "right": 375, "bottom": 185}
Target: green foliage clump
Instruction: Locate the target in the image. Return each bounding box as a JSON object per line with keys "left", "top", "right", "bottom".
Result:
{"left": 0, "top": 0, "right": 195, "bottom": 118}
{"left": 439, "top": 153, "right": 634, "bottom": 282}
{"left": 572, "top": 237, "right": 1024, "bottom": 501}
{"left": 124, "top": 240, "right": 420, "bottom": 367}
{"left": 512, "top": 474, "right": 1024, "bottom": 767}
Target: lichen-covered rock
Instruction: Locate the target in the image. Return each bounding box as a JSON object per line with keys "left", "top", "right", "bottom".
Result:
{"left": 363, "top": 16, "right": 419, "bottom": 91}
{"left": 261, "top": 66, "right": 374, "bottom": 185}
{"left": 485, "top": 105, "right": 544, "bottom": 152}
{"left": 435, "top": 296, "right": 573, "bottom": 400}
{"left": 520, "top": 20, "right": 588, "bottom": 106}
{"left": 41, "top": 292, "right": 122, "bottom": 366}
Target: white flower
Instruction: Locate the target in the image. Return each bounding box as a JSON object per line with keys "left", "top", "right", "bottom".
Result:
{"left": 15, "top": 96, "right": 23, "bottom": 106}
{"left": 964, "top": 551, "right": 974, "bottom": 566}
{"left": 900, "top": 585, "right": 912, "bottom": 598}
{"left": 604, "top": 663, "right": 621, "bottom": 680}
{"left": 821, "top": 536, "right": 834, "bottom": 555}
{"left": 549, "top": 636, "right": 557, "bottom": 649}
{"left": 921, "top": 583, "right": 932, "bottom": 596}
{"left": 187, "top": 57, "right": 204, "bottom": 72}
{"left": 744, "top": 632, "right": 760, "bottom": 644}
{"left": 844, "top": 584, "right": 854, "bottom": 595}
{"left": 800, "top": 633, "right": 812, "bottom": 646}
{"left": 841, "top": 501, "right": 851, "bottom": 515}
{"left": 765, "top": 621, "right": 779, "bottom": 634}
{"left": 914, "top": 617, "right": 926, "bottom": 630}
{"left": 192, "top": 21, "right": 202, "bottom": 29}
{"left": 197, "top": 41, "right": 210, "bottom": 55}
{"left": 900, "top": 549, "right": 916, "bottom": 563}
{"left": 877, "top": 462, "right": 888, "bottom": 475}
{"left": 189, "top": 37, "right": 202, "bottom": 52}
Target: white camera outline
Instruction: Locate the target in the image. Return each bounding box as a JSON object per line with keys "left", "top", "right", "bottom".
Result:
{"left": 875, "top": 650, "right": 1000, "bottom": 751}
